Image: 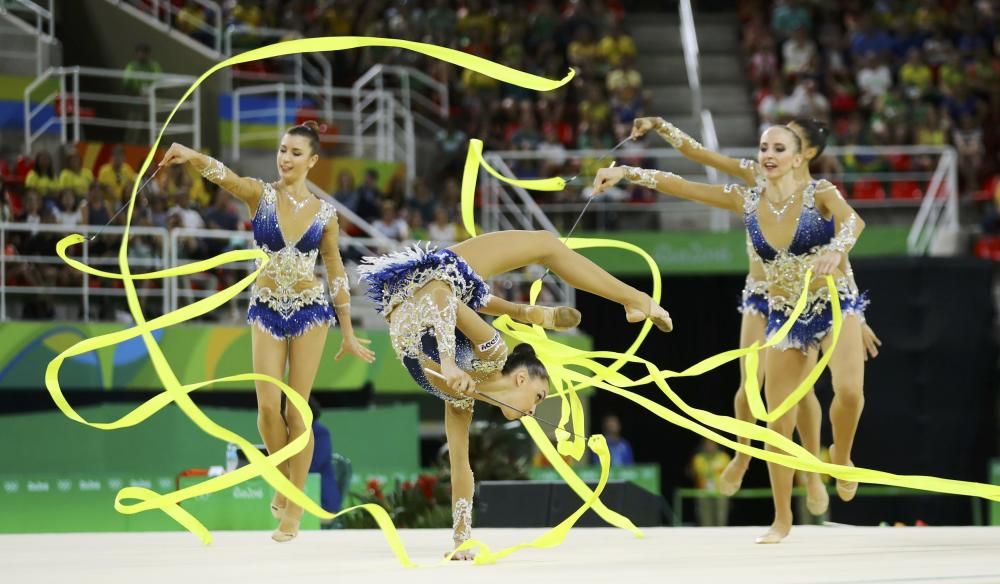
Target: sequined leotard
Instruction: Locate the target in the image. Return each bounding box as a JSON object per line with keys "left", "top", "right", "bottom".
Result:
{"left": 247, "top": 182, "right": 347, "bottom": 339}
{"left": 740, "top": 180, "right": 867, "bottom": 350}
{"left": 357, "top": 244, "right": 506, "bottom": 410}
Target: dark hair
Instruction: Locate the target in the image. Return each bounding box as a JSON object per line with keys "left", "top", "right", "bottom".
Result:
{"left": 33, "top": 150, "right": 53, "bottom": 178}
{"left": 770, "top": 125, "right": 802, "bottom": 151}
{"left": 788, "top": 118, "right": 830, "bottom": 158}
{"left": 286, "top": 120, "right": 321, "bottom": 155}
{"left": 501, "top": 343, "right": 549, "bottom": 380}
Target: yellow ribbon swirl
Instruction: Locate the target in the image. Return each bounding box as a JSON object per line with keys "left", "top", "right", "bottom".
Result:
{"left": 44, "top": 36, "right": 1000, "bottom": 572}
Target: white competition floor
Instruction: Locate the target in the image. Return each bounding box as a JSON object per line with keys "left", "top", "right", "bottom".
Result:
{"left": 3, "top": 526, "right": 999, "bottom": 584}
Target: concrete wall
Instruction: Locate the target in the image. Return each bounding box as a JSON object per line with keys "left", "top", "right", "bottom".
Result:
{"left": 56, "top": 0, "right": 227, "bottom": 153}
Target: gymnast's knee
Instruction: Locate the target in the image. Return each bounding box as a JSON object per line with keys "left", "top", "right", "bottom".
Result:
{"left": 766, "top": 416, "right": 796, "bottom": 437}
{"left": 733, "top": 387, "right": 749, "bottom": 408}
{"left": 833, "top": 382, "right": 864, "bottom": 409}
{"left": 258, "top": 400, "right": 283, "bottom": 427}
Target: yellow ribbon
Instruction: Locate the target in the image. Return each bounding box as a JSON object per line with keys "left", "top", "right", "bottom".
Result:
{"left": 450, "top": 430, "right": 615, "bottom": 565}
{"left": 44, "top": 37, "right": 576, "bottom": 566}
{"left": 44, "top": 35, "right": 1000, "bottom": 572}
{"left": 461, "top": 153, "right": 1000, "bottom": 515}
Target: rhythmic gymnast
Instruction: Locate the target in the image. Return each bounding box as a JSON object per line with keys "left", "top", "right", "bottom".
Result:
{"left": 358, "top": 230, "right": 672, "bottom": 559}
{"left": 630, "top": 116, "right": 882, "bottom": 517}
{"left": 593, "top": 124, "right": 867, "bottom": 543}
{"left": 158, "top": 122, "right": 376, "bottom": 542}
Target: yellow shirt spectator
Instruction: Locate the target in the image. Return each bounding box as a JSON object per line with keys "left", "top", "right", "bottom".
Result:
{"left": 457, "top": 11, "right": 495, "bottom": 39}
{"left": 25, "top": 169, "right": 58, "bottom": 198}
{"left": 900, "top": 62, "right": 932, "bottom": 90}
{"left": 461, "top": 68, "right": 500, "bottom": 91}
{"left": 916, "top": 127, "right": 945, "bottom": 146}
{"left": 187, "top": 166, "right": 209, "bottom": 207}
{"left": 97, "top": 161, "right": 137, "bottom": 201}
{"left": 692, "top": 449, "right": 732, "bottom": 491}
{"left": 58, "top": 167, "right": 94, "bottom": 197}
{"left": 323, "top": 7, "right": 354, "bottom": 36}
{"left": 599, "top": 34, "right": 637, "bottom": 67}
{"left": 177, "top": 4, "right": 206, "bottom": 35}
{"left": 607, "top": 68, "right": 643, "bottom": 92}
{"left": 938, "top": 62, "right": 963, "bottom": 91}
{"left": 231, "top": 3, "right": 261, "bottom": 27}
{"left": 569, "top": 40, "right": 601, "bottom": 66}
{"left": 579, "top": 99, "right": 611, "bottom": 127}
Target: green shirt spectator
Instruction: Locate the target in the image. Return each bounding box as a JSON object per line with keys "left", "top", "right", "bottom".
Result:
{"left": 123, "top": 44, "right": 162, "bottom": 96}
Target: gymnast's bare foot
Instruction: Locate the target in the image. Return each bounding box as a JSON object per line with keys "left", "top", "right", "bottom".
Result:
{"left": 755, "top": 519, "right": 792, "bottom": 544}
{"left": 829, "top": 444, "right": 858, "bottom": 502}
{"left": 719, "top": 454, "right": 749, "bottom": 496}
{"left": 805, "top": 474, "right": 830, "bottom": 516}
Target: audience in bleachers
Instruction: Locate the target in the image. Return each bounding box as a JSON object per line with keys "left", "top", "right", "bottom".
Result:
{"left": 5, "top": 0, "right": 999, "bottom": 289}
{"left": 738, "top": 0, "right": 997, "bottom": 203}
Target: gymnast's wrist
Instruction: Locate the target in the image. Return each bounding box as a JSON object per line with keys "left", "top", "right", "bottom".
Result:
{"left": 622, "top": 166, "right": 674, "bottom": 189}
{"left": 337, "top": 311, "right": 355, "bottom": 334}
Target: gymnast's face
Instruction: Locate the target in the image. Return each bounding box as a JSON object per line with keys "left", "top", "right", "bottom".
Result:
{"left": 276, "top": 134, "right": 318, "bottom": 182}
{"left": 498, "top": 368, "right": 549, "bottom": 421}
{"left": 758, "top": 126, "right": 803, "bottom": 179}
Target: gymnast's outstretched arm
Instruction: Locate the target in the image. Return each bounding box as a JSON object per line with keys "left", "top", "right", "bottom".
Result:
{"left": 592, "top": 164, "right": 746, "bottom": 212}
{"left": 631, "top": 116, "right": 761, "bottom": 186}
{"left": 159, "top": 142, "right": 263, "bottom": 208}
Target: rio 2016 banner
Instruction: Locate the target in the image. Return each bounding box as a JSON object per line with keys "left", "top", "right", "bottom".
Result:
{"left": 0, "top": 322, "right": 590, "bottom": 392}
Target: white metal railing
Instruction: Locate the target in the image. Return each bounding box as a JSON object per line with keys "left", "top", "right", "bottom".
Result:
{"left": 351, "top": 77, "right": 416, "bottom": 165}
{"left": 488, "top": 145, "right": 957, "bottom": 237}
{"left": 23, "top": 66, "right": 200, "bottom": 152}
{"left": 352, "top": 64, "right": 449, "bottom": 137}
{"left": 352, "top": 65, "right": 445, "bottom": 178}
{"left": 0, "top": 0, "right": 57, "bottom": 76}
{"left": 224, "top": 25, "right": 332, "bottom": 93}
{"left": 0, "top": 223, "right": 169, "bottom": 321}
{"left": 478, "top": 154, "right": 572, "bottom": 307}
{"left": 0, "top": 222, "right": 377, "bottom": 323}
{"left": 229, "top": 83, "right": 389, "bottom": 161}
{"left": 0, "top": 212, "right": 575, "bottom": 327}
{"left": 112, "top": 0, "right": 223, "bottom": 54}
{"left": 906, "top": 147, "right": 959, "bottom": 255}
{"left": 480, "top": 154, "right": 560, "bottom": 235}
{"left": 0, "top": 222, "right": 576, "bottom": 325}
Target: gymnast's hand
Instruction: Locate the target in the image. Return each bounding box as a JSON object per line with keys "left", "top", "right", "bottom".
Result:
{"left": 861, "top": 323, "right": 881, "bottom": 361}
{"left": 630, "top": 116, "right": 663, "bottom": 140}
{"left": 591, "top": 165, "right": 625, "bottom": 196}
{"left": 158, "top": 143, "right": 198, "bottom": 167}
{"left": 440, "top": 360, "right": 475, "bottom": 396}
{"left": 811, "top": 250, "right": 843, "bottom": 276}
{"left": 336, "top": 335, "right": 375, "bottom": 363}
